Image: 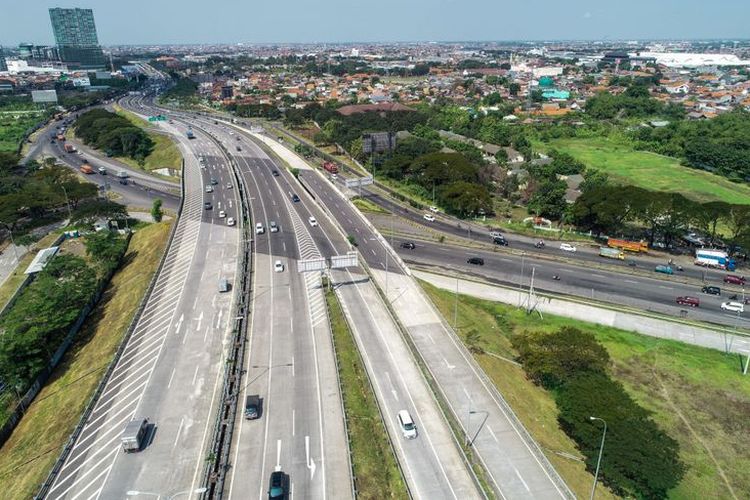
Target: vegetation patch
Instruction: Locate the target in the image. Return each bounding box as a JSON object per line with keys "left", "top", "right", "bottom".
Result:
{"left": 0, "top": 221, "right": 171, "bottom": 499}
{"left": 113, "top": 107, "right": 182, "bottom": 174}
{"left": 325, "top": 286, "right": 407, "bottom": 499}
{"left": 352, "top": 197, "right": 389, "bottom": 214}
{"left": 420, "top": 279, "right": 750, "bottom": 499}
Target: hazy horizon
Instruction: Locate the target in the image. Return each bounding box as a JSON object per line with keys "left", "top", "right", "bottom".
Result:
{"left": 2, "top": 1, "right": 749, "bottom": 47}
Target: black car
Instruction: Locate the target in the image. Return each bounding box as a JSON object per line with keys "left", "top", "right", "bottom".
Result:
{"left": 701, "top": 285, "right": 721, "bottom": 296}
{"left": 291, "top": 193, "right": 300, "bottom": 202}
{"left": 492, "top": 236, "right": 508, "bottom": 246}
{"left": 272, "top": 170, "right": 280, "bottom": 177}
{"left": 204, "top": 202, "right": 213, "bottom": 210}
{"left": 467, "top": 257, "right": 484, "bottom": 266}
{"left": 268, "top": 471, "right": 287, "bottom": 499}
{"left": 400, "top": 242, "right": 416, "bottom": 250}
{"left": 118, "top": 179, "right": 128, "bottom": 185}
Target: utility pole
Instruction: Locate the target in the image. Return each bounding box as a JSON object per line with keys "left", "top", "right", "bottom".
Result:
{"left": 589, "top": 417, "right": 607, "bottom": 500}
{"left": 454, "top": 274, "right": 459, "bottom": 331}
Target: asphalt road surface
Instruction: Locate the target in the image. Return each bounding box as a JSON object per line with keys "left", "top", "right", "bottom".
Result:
{"left": 44, "top": 117, "right": 240, "bottom": 500}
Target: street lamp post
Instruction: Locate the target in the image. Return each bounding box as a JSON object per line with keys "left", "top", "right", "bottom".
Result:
{"left": 589, "top": 416, "right": 607, "bottom": 500}
{"left": 0, "top": 220, "right": 20, "bottom": 265}
{"left": 61, "top": 184, "right": 73, "bottom": 221}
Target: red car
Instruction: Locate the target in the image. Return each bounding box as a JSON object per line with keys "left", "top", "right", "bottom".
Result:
{"left": 724, "top": 275, "right": 746, "bottom": 285}
{"left": 676, "top": 296, "right": 700, "bottom": 307}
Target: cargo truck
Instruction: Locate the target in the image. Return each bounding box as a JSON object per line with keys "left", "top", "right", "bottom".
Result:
{"left": 79, "top": 164, "right": 94, "bottom": 174}
{"left": 323, "top": 161, "right": 338, "bottom": 174}
{"left": 63, "top": 144, "right": 76, "bottom": 153}
{"left": 607, "top": 238, "right": 648, "bottom": 253}
{"left": 599, "top": 247, "right": 624, "bottom": 260}
{"left": 695, "top": 249, "right": 736, "bottom": 271}
{"left": 56, "top": 134, "right": 65, "bottom": 141}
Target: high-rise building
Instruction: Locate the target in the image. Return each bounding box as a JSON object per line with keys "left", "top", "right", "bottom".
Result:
{"left": 0, "top": 47, "right": 7, "bottom": 73}
{"left": 49, "top": 7, "right": 105, "bottom": 68}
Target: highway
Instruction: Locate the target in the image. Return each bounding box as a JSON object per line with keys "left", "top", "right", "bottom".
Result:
{"left": 194, "top": 117, "right": 481, "bottom": 499}
{"left": 43, "top": 115, "right": 240, "bottom": 499}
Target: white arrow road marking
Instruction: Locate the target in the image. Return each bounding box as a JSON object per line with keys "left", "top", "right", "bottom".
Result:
{"left": 385, "top": 372, "right": 399, "bottom": 401}
{"left": 444, "top": 356, "right": 456, "bottom": 370}
{"left": 305, "top": 435, "right": 316, "bottom": 480}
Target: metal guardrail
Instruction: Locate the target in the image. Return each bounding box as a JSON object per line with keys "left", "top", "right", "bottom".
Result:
{"left": 35, "top": 159, "right": 185, "bottom": 499}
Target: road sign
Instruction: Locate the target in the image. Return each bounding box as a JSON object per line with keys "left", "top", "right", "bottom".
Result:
{"left": 298, "top": 257, "right": 327, "bottom": 273}
{"left": 345, "top": 176, "right": 374, "bottom": 189}
{"left": 330, "top": 252, "right": 359, "bottom": 269}
{"left": 148, "top": 115, "right": 167, "bottom": 122}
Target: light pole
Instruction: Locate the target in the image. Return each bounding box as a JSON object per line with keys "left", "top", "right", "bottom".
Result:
{"left": 0, "top": 220, "right": 20, "bottom": 265}
{"left": 589, "top": 416, "right": 607, "bottom": 500}
{"left": 454, "top": 274, "right": 459, "bottom": 330}
{"left": 60, "top": 184, "right": 73, "bottom": 221}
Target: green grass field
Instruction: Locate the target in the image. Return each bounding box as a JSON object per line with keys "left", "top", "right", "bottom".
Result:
{"left": 420, "top": 279, "right": 749, "bottom": 499}
{"left": 0, "top": 222, "right": 171, "bottom": 498}
{"left": 325, "top": 286, "right": 408, "bottom": 499}
{"left": 0, "top": 111, "right": 47, "bottom": 152}
{"left": 542, "top": 137, "right": 750, "bottom": 205}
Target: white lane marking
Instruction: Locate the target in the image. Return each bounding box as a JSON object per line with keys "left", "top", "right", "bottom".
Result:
{"left": 486, "top": 424, "right": 499, "bottom": 443}
{"left": 174, "top": 416, "right": 185, "bottom": 448}
{"left": 195, "top": 310, "right": 204, "bottom": 330}
{"left": 175, "top": 313, "right": 184, "bottom": 334}
{"left": 192, "top": 365, "right": 200, "bottom": 385}
{"left": 275, "top": 439, "right": 282, "bottom": 472}
{"left": 624, "top": 279, "right": 639, "bottom": 284}
{"left": 659, "top": 285, "right": 673, "bottom": 290}
{"left": 513, "top": 466, "right": 531, "bottom": 492}
{"left": 167, "top": 367, "right": 176, "bottom": 389}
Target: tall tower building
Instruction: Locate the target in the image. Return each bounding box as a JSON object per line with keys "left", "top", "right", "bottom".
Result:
{"left": 49, "top": 7, "right": 105, "bottom": 68}
{"left": 0, "top": 47, "right": 8, "bottom": 72}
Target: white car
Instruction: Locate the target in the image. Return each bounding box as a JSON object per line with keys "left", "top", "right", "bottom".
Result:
{"left": 559, "top": 243, "right": 577, "bottom": 253}
{"left": 218, "top": 210, "right": 226, "bottom": 218}
{"left": 274, "top": 260, "right": 284, "bottom": 273}
{"left": 721, "top": 301, "right": 745, "bottom": 313}
{"left": 270, "top": 221, "right": 279, "bottom": 233}
{"left": 429, "top": 206, "right": 439, "bottom": 213}
{"left": 255, "top": 222, "right": 265, "bottom": 234}
{"left": 226, "top": 217, "right": 235, "bottom": 226}
{"left": 489, "top": 231, "right": 503, "bottom": 239}
{"left": 308, "top": 216, "right": 318, "bottom": 227}
{"left": 423, "top": 214, "right": 435, "bottom": 222}
{"left": 397, "top": 410, "right": 418, "bottom": 439}
{"left": 205, "top": 185, "right": 213, "bottom": 193}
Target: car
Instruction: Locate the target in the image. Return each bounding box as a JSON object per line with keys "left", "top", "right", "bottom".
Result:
{"left": 255, "top": 222, "right": 265, "bottom": 234}
{"left": 724, "top": 275, "right": 746, "bottom": 285}
{"left": 210, "top": 178, "right": 218, "bottom": 185}
{"left": 236, "top": 146, "right": 242, "bottom": 151}
{"left": 397, "top": 410, "right": 418, "bottom": 439}
{"left": 291, "top": 193, "right": 300, "bottom": 202}
{"left": 492, "top": 236, "right": 508, "bottom": 246}
{"left": 218, "top": 210, "right": 226, "bottom": 218}
{"left": 308, "top": 216, "right": 318, "bottom": 227}
{"left": 423, "top": 214, "right": 435, "bottom": 222}
{"left": 467, "top": 257, "right": 484, "bottom": 266}
{"left": 268, "top": 471, "right": 287, "bottom": 499}
{"left": 269, "top": 221, "right": 279, "bottom": 233}
{"left": 98, "top": 167, "right": 106, "bottom": 175}
{"left": 272, "top": 170, "right": 280, "bottom": 176}
{"left": 489, "top": 230, "right": 503, "bottom": 239}
{"left": 676, "top": 296, "right": 700, "bottom": 307}
{"left": 721, "top": 301, "right": 745, "bottom": 313}
{"left": 236, "top": 136, "right": 241, "bottom": 141}
{"left": 205, "top": 185, "right": 213, "bottom": 193}
{"left": 226, "top": 217, "right": 235, "bottom": 226}
{"left": 119, "top": 179, "right": 129, "bottom": 185}
{"left": 274, "top": 260, "right": 284, "bottom": 273}
{"left": 226, "top": 183, "right": 233, "bottom": 189}
{"left": 429, "top": 206, "right": 439, "bottom": 213}
{"left": 655, "top": 265, "right": 673, "bottom": 275}
{"left": 559, "top": 243, "right": 577, "bottom": 252}
{"left": 400, "top": 242, "right": 416, "bottom": 250}
{"left": 701, "top": 285, "right": 721, "bottom": 296}
{"left": 204, "top": 202, "right": 213, "bottom": 210}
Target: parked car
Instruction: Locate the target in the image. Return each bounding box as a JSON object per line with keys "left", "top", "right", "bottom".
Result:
{"left": 721, "top": 301, "right": 745, "bottom": 313}
{"left": 467, "top": 257, "right": 484, "bottom": 266}
{"left": 559, "top": 243, "right": 577, "bottom": 252}
{"left": 701, "top": 285, "right": 721, "bottom": 296}
{"left": 676, "top": 296, "right": 700, "bottom": 307}
{"left": 724, "top": 275, "right": 746, "bottom": 285}
{"left": 400, "top": 242, "right": 416, "bottom": 250}
{"left": 423, "top": 214, "right": 435, "bottom": 222}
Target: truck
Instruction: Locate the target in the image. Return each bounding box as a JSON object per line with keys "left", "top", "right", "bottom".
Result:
{"left": 79, "top": 164, "right": 94, "bottom": 174}
{"left": 116, "top": 170, "right": 129, "bottom": 179}
{"left": 245, "top": 395, "right": 261, "bottom": 420}
{"left": 607, "top": 238, "right": 648, "bottom": 253}
{"left": 186, "top": 128, "right": 195, "bottom": 139}
{"left": 695, "top": 249, "right": 736, "bottom": 271}
{"left": 121, "top": 418, "right": 149, "bottom": 452}
{"left": 56, "top": 134, "right": 65, "bottom": 141}
{"left": 63, "top": 144, "right": 76, "bottom": 153}
{"left": 599, "top": 247, "right": 625, "bottom": 260}
{"left": 323, "top": 161, "right": 338, "bottom": 174}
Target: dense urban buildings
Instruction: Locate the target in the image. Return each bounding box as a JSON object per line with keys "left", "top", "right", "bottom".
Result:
{"left": 48, "top": 7, "right": 104, "bottom": 68}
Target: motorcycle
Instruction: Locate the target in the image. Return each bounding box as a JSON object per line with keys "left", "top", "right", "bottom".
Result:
{"left": 552, "top": 275, "right": 561, "bottom": 281}
{"left": 535, "top": 240, "right": 545, "bottom": 249}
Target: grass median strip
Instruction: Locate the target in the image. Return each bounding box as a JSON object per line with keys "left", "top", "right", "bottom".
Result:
{"left": 325, "top": 286, "right": 408, "bottom": 499}
{"left": 0, "top": 221, "right": 172, "bottom": 499}
{"left": 420, "top": 279, "right": 750, "bottom": 499}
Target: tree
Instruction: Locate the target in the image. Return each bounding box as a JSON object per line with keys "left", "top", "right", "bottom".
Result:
{"left": 692, "top": 201, "right": 730, "bottom": 245}
{"left": 151, "top": 198, "right": 164, "bottom": 222}
{"left": 85, "top": 231, "right": 128, "bottom": 270}
{"left": 511, "top": 327, "right": 610, "bottom": 389}
{"left": 726, "top": 204, "right": 750, "bottom": 251}
{"left": 527, "top": 178, "right": 567, "bottom": 220}
{"left": 438, "top": 181, "right": 491, "bottom": 217}
{"left": 508, "top": 82, "right": 521, "bottom": 96}
{"left": 71, "top": 199, "right": 128, "bottom": 226}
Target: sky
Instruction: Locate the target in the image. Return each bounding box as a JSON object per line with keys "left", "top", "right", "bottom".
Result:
{"left": 1, "top": 0, "right": 749, "bottom": 46}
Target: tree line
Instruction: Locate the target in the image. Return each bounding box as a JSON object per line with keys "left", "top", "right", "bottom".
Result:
{"left": 75, "top": 109, "right": 154, "bottom": 163}
{"left": 512, "top": 327, "right": 684, "bottom": 498}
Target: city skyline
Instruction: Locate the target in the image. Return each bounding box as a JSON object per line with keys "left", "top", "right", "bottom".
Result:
{"left": 1, "top": 1, "right": 749, "bottom": 46}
